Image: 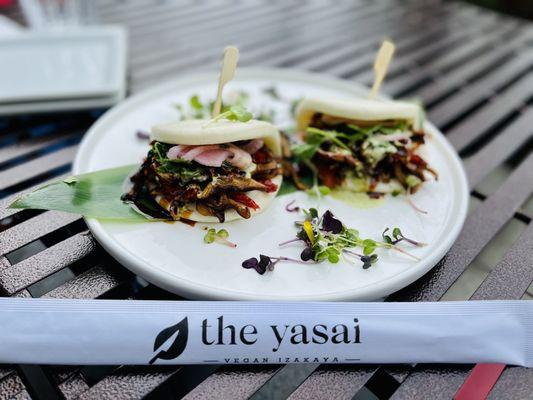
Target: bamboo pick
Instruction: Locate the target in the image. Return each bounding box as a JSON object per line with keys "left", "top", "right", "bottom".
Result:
{"left": 369, "top": 40, "right": 395, "bottom": 100}
{"left": 212, "top": 46, "right": 239, "bottom": 118}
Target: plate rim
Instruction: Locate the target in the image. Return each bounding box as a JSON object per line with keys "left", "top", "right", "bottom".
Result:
{"left": 73, "top": 67, "right": 469, "bottom": 301}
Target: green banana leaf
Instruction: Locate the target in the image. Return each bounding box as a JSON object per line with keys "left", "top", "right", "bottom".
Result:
{"left": 9, "top": 164, "right": 300, "bottom": 221}
{"left": 9, "top": 165, "right": 147, "bottom": 221}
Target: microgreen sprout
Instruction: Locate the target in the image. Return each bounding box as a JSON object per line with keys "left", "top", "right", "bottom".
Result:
{"left": 242, "top": 254, "right": 311, "bottom": 275}
{"left": 210, "top": 105, "right": 253, "bottom": 124}
{"left": 406, "top": 195, "right": 428, "bottom": 214}
{"left": 243, "top": 209, "right": 425, "bottom": 274}
{"left": 285, "top": 200, "right": 300, "bottom": 213}
{"left": 291, "top": 127, "right": 350, "bottom": 162}
{"left": 203, "top": 227, "right": 236, "bottom": 248}
{"left": 343, "top": 250, "right": 378, "bottom": 269}
{"left": 173, "top": 93, "right": 263, "bottom": 122}
{"left": 190, "top": 94, "right": 203, "bottom": 110}
{"left": 382, "top": 227, "right": 426, "bottom": 247}
{"left": 286, "top": 209, "right": 423, "bottom": 266}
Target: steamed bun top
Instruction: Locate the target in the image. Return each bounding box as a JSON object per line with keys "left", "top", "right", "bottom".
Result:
{"left": 296, "top": 97, "right": 423, "bottom": 131}
{"left": 151, "top": 119, "right": 281, "bottom": 157}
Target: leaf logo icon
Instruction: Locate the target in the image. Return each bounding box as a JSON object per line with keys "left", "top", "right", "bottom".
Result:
{"left": 149, "top": 317, "right": 189, "bottom": 364}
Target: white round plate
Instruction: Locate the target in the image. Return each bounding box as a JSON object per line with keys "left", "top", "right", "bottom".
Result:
{"left": 73, "top": 68, "right": 469, "bottom": 301}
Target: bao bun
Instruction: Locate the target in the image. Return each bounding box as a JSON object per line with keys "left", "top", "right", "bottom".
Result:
{"left": 296, "top": 97, "right": 422, "bottom": 131}
{"left": 151, "top": 119, "right": 281, "bottom": 157}
{"left": 150, "top": 119, "right": 282, "bottom": 223}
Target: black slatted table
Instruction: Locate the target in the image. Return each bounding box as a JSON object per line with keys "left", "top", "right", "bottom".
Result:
{"left": 0, "top": 1, "right": 532, "bottom": 399}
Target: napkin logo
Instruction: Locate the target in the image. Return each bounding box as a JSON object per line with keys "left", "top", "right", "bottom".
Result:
{"left": 149, "top": 317, "right": 189, "bottom": 364}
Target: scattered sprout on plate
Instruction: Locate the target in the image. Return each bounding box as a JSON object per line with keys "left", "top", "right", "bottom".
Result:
{"left": 203, "top": 227, "right": 237, "bottom": 248}
{"left": 242, "top": 254, "right": 309, "bottom": 275}
{"left": 285, "top": 200, "right": 300, "bottom": 213}
{"left": 242, "top": 208, "right": 424, "bottom": 275}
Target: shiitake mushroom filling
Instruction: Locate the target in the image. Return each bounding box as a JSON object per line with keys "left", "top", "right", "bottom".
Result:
{"left": 122, "top": 140, "right": 281, "bottom": 222}
{"left": 290, "top": 113, "right": 437, "bottom": 194}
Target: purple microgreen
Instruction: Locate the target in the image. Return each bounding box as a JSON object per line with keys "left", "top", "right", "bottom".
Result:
{"left": 300, "top": 247, "right": 314, "bottom": 261}
{"left": 361, "top": 254, "right": 378, "bottom": 269}
{"left": 259, "top": 254, "right": 272, "bottom": 271}
{"left": 285, "top": 200, "right": 300, "bottom": 213}
{"left": 241, "top": 254, "right": 313, "bottom": 274}
{"left": 343, "top": 250, "right": 378, "bottom": 269}
{"left": 242, "top": 257, "right": 266, "bottom": 275}
{"left": 321, "top": 210, "right": 343, "bottom": 233}
{"left": 241, "top": 255, "right": 274, "bottom": 275}
{"left": 136, "top": 130, "right": 150, "bottom": 140}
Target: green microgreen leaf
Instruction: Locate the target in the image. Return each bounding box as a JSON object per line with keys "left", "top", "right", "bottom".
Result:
{"left": 203, "top": 227, "right": 236, "bottom": 247}
{"left": 217, "top": 229, "right": 229, "bottom": 239}
{"left": 204, "top": 228, "right": 216, "bottom": 244}
{"left": 382, "top": 228, "right": 393, "bottom": 244}
{"left": 228, "top": 105, "right": 253, "bottom": 122}
{"left": 190, "top": 94, "right": 203, "bottom": 110}
{"left": 392, "top": 227, "right": 402, "bottom": 240}
{"left": 210, "top": 105, "right": 254, "bottom": 123}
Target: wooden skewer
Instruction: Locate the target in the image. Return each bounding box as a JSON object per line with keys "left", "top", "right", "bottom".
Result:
{"left": 368, "top": 40, "right": 395, "bottom": 100}
{"left": 212, "top": 46, "right": 239, "bottom": 117}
